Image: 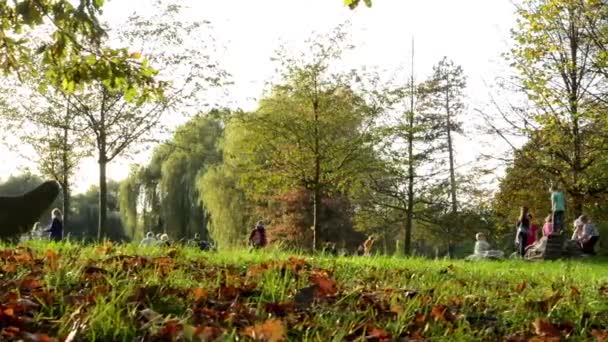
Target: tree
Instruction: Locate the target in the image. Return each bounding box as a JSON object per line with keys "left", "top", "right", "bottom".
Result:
{"left": 0, "top": 85, "right": 91, "bottom": 230}
{"left": 344, "top": 0, "right": 372, "bottom": 9}
{"left": 419, "top": 57, "right": 466, "bottom": 214}
{"left": 226, "top": 30, "right": 381, "bottom": 250}
{"left": 0, "top": 1, "right": 161, "bottom": 99}
{"left": 491, "top": 0, "right": 608, "bottom": 217}
{"left": 63, "top": 1, "right": 224, "bottom": 239}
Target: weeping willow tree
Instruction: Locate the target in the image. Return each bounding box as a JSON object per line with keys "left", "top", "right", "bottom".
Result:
{"left": 197, "top": 162, "right": 253, "bottom": 248}
{"left": 117, "top": 112, "right": 225, "bottom": 240}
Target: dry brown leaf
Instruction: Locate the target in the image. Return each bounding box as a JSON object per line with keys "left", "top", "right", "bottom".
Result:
{"left": 592, "top": 329, "right": 608, "bottom": 342}
{"left": 44, "top": 249, "right": 59, "bottom": 271}
{"left": 533, "top": 318, "right": 561, "bottom": 338}
{"left": 242, "top": 319, "right": 286, "bottom": 342}
{"left": 515, "top": 281, "right": 527, "bottom": 293}
{"left": 570, "top": 286, "right": 580, "bottom": 297}
{"left": 309, "top": 272, "right": 337, "bottom": 297}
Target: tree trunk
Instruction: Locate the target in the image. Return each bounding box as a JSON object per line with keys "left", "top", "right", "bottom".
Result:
{"left": 98, "top": 157, "right": 108, "bottom": 240}
{"left": 404, "top": 39, "right": 415, "bottom": 256}
{"left": 311, "top": 78, "right": 321, "bottom": 252}
{"left": 445, "top": 85, "right": 458, "bottom": 214}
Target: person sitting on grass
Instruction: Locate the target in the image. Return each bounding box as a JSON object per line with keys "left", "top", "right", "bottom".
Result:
{"left": 466, "top": 233, "right": 504, "bottom": 260}
{"left": 576, "top": 215, "right": 600, "bottom": 255}
{"left": 158, "top": 233, "right": 171, "bottom": 247}
{"left": 139, "top": 231, "right": 157, "bottom": 246}
{"left": 249, "top": 221, "right": 267, "bottom": 249}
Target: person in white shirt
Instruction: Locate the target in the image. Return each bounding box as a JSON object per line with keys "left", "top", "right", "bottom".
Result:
{"left": 139, "top": 232, "right": 157, "bottom": 246}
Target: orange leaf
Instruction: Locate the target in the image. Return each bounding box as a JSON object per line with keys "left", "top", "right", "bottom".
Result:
{"left": 242, "top": 319, "right": 286, "bottom": 342}
{"left": 44, "top": 249, "right": 59, "bottom": 271}
{"left": 2, "top": 263, "right": 17, "bottom": 273}
{"left": 192, "top": 288, "right": 207, "bottom": 302}
{"left": 3, "top": 308, "right": 14, "bottom": 316}
{"left": 592, "top": 329, "right": 608, "bottom": 342}
{"left": 309, "top": 273, "right": 336, "bottom": 297}
{"left": 366, "top": 325, "right": 391, "bottom": 341}
{"left": 515, "top": 281, "right": 527, "bottom": 293}
{"left": 431, "top": 304, "right": 457, "bottom": 323}
{"left": 20, "top": 277, "right": 42, "bottom": 290}
{"left": 570, "top": 286, "right": 580, "bottom": 297}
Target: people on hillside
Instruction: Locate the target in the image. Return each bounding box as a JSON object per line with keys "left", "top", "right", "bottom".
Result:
{"left": 527, "top": 213, "right": 539, "bottom": 247}
{"left": 550, "top": 184, "right": 566, "bottom": 234}
{"left": 466, "top": 232, "right": 504, "bottom": 260}
{"left": 573, "top": 215, "right": 600, "bottom": 255}
{"left": 140, "top": 232, "right": 157, "bottom": 246}
{"left": 249, "top": 221, "right": 267, "bottom": 249}
{"left": 43, "top": 208, "right": 63, "bottom": 242}
{"left": 514, "top": 206, "right": 530, "bottom": 257}
{"left": 542, "top": 214, "right": 554, "bottom": 237}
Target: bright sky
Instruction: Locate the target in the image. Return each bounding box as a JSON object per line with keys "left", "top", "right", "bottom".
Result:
{"left": 0, "top": 0, "right": 517, "bottom": 193}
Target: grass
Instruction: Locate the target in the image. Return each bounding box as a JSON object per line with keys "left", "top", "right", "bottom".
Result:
{"left": 0, "top": 241, "right": 607, "bottom": 341}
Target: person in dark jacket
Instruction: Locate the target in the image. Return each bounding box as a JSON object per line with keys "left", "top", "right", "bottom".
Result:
{"left": 44, "top": 208, "right": 63, "bottom": 242}
{"left": 248, "top": 221, "right": 267, "bottom": 249}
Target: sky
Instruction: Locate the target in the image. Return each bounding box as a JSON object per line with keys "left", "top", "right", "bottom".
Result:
{"left": 0, "top": 0, "right": 518, "bottom": 193}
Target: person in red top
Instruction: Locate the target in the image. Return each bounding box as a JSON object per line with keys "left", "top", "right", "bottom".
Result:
{"left": 526, "top": 213, "right": 539, "bottom": 247}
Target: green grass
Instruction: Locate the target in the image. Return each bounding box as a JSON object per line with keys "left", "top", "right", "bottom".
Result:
{"left": 0, "top": 241, "right": 607, "bottom": 341}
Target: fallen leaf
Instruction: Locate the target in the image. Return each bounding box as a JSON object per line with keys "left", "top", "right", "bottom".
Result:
{"left": 44, "top": 249, "right": 59, "bottom": 271}
{"left": 192, "top": 288, "right": 207, "bottom": 302}
{"left": 309, "top": 272, "right": 337, "bottom": 296}
{"left": 570, "top": 286, "right": 580, "bottom": 297}
{"left": 365, "top": 325, "right": 392, "bottom": 341}
{"left": 592, "top": 329, "right": 608, "bottom": 342}
{"left": 515, "top": 281, "right": 527, "bottom": 293}
{"left": 242, "top": 319, "right": 286, "bottom": 342}
{"left": 533, "top": 318, "right": 561, "bottom": 338}
{"left": 20, "top": 277, "right": 43, "bottom": 290}
{"left": 431, "top": 304, "right": 456, "bottom": 323}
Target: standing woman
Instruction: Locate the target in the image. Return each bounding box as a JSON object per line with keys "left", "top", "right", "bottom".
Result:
{"left": 45, "top": 208, "right": 63, "bottom": 242}
{"left": 515, "top": 207, "right": 530, "bottom": 257}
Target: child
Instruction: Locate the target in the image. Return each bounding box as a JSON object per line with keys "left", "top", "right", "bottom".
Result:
{"left": 515, "top": 206, "right": 530, "bottom": 257}
{"left": 474, "top": 232, "right": 491, "bottom": 255}
{"left": 140, "top": 232, "right": 157, "bottom": 246}
{"left": 44, "top": 208, "right": 63, "bottom": 242}
{"left": 542, "top": 214, "right": 554, "bottom": 237}
{"left": 550, "top": 185, "right": 566, "bottom": 234}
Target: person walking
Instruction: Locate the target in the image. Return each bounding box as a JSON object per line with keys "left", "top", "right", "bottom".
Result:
{"left": 249, "top": 221, "right": 267, "bottom": 249}
{"left": 44, "top": 208, "right": 63, "bottom": 242}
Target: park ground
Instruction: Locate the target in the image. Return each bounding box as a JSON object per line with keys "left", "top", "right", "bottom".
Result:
{"left": 0, "top": 241, "right": 607, "bottom": 341}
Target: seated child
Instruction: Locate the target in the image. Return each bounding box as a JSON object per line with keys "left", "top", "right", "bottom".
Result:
{"left": 467, "top": 233, "right": 504, "bottom": 260}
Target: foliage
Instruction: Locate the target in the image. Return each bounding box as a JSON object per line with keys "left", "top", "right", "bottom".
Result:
{"left": 225, "top": 27, "right": 382, "bottom": 250}
{"left": 0, "top": 242, "right": 607, "bottom": 340}
{"left": 344, "top": 0, "right": 372, "bottom": 9}
{"left": 504, "top": 0, "right": 608, "bottom": 215}
{"left": 0, "top": 0, "right": 162, "bottom": 98}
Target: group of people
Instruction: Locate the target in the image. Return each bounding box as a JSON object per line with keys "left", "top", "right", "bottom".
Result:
{"left": 27, "top": 208, "right": 64, "bottom": 242}
{"left": 470, "top": 184, "right": 601, "bottom": 260}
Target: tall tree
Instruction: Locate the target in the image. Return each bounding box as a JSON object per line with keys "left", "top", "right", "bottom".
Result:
{"left": 226, "top": 29, "right": 381, "bottom": 251}
{"left": 419, "top": 57, "right": 466, "bottom": 215}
